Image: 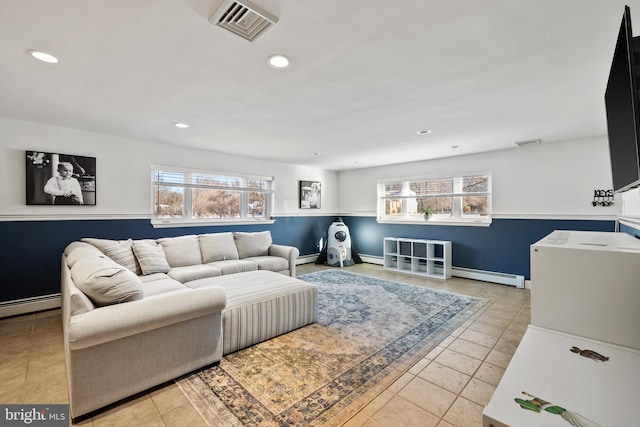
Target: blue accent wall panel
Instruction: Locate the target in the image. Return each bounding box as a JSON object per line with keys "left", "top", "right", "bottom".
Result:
{"left": 620, "top": 222, "right": 640, "bottom": 239}
{"left": 341, "top": 217, "right": 615, "bottom": 280}
{"left": 0, "top": 216, "right": 337, "bottom": 303}
{"left": 0, "top": 216, "right": 616, "bottom": 304}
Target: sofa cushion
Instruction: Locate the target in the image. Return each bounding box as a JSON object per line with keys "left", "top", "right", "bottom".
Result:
{"left": 167, "top": 265, "right": 222, "bottom": 283}
{"left": 66, "top": 247, "right": 103, "bottom": 269}
{"left": 157, "top": 235, "right": 202, "bottom": 267}
{"left": 65, "top": 241, "right": 100, "bottom": 257}
{"left": 244, "top": 256, "right": 289, "bottom": 272}
{"left": 82, "top": 238, "right": 141, "bottom": 275}
{"left": 69, "top": 284, "right": 95, "bottom": 316}
{"left": 138, "top": 273, "right": 172, "bottom": 283}
{"left": 132, "top": 240, "right": 171, "bottom": 275}
{"left": 233, "top": 231, "right": 272, "bottom": 258}
{"left": 199, "top": 232, "right": 239, "bottom": 263}
{"left": 70, "top": 256, "right": 144, "bottom": 306}
{"left": 206, "top": 259, "right": 258, "bottom": 275}
{"left": 103, "top": 239, "right": 141, "bottom": 274}
{"left": 81, "top": 237, "right": 120, "bottom": 252}
{"left": 141, "top": 278, "right": 187, "bottom": 297}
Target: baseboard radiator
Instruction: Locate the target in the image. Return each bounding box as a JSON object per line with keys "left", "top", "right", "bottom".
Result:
{"left": 452, "top": 266, "right": 525, "bottom": 288}
{"left": 0, "top": 294, "right": 61, "bottom": 319}
{"left": 299, "top": 254, "right": 525, "bottom": 288}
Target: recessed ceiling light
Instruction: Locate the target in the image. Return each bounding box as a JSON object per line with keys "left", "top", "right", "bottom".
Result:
{"left": 417, "top": 129, "right": 431, "bottom": 135}
{"left": 267, "top": 54, "right": 291, "bottom": 69}
{"left": 451, "top": 145, "right": 459, "bottom": 149}
{"left": 173, "top": 123, "right": 189, "bottom": 129}
{"left": 28, "top": 50, "right": 59, "bottom": 64}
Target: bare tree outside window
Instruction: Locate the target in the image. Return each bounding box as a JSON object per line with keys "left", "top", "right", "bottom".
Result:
{"left": 152, "top": 167, "right": 273, "bottom": 225}
{"left": 154, "top": 186, "right": 184, "bottom": 218}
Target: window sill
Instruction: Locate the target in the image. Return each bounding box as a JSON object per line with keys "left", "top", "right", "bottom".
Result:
{"left": 376, "top": 218, "right": 492, "bottom": 227}
{"left": 151, "top": 218, "right": 276, "bottom": 228}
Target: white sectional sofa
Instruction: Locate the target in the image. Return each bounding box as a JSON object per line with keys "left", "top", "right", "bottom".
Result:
{"left": 61, "top": 231, "right": 317, "bottom": 420}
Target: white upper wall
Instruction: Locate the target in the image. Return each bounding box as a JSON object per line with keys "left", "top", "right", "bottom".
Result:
{"left": 337, "top": 136, "right": 622, "bottom": 219}
{"left": 1, "top": 117, "right": 634, "bottom": 220}
{"left": 0, "top": 117, "right": 338, "bottom": 219}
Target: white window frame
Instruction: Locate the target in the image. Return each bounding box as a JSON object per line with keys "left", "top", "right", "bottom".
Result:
{"left": 151, "top": 164, "right": 275, "bottom": 228}
{"left": 377, "top": 172, "right": 492, "bottom": 227}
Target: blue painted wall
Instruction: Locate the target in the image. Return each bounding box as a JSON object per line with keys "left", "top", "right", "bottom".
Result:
{"left": 341, "top": 217, "right": 615, "bottom": 280}
{"left": 0, "top": 216, "right": 618, "bottom": 303}
{"left": 620, "top": 222, "right": 640, "bottom": 238}
{"left": 0, "top": 216, "right": 338, "bottom": 302}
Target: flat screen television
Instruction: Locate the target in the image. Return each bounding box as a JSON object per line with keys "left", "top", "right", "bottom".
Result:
{"left": 605, "top": 6, "right": 640, "bottom": 193}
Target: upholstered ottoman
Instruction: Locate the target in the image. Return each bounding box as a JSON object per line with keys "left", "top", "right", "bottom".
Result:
{"left": 185, "top": 270, "right": 317, "bottom": 355}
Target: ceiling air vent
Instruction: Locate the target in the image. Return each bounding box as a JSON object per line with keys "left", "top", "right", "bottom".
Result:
{"left": 210, "top": 0, "right": 279, "bottom": 42}
{"left": 514, "top": 138, "right": 542, "bottom": 147}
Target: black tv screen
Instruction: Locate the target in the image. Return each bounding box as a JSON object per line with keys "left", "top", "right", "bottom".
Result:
{"left": 605, "top": 6, "right": 640, "bottom": 193}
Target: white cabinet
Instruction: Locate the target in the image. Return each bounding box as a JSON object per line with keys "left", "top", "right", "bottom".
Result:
{"left": 530, "top": 230, "right": 640, "bottom": 350}
{"left": 483, "top": 326, "right": 640, "bottom": 427}
{"left": 484, "top": 230, "right": 640, "bottom": 427}
{"left": 383, "top": 237, "right": 451, "bottom": 279}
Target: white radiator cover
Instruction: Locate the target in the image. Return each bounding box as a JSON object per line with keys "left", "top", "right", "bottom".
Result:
{"left": 452, "top": 266, "right": 525, "bottom": 288}
{"left": 0, "top": 294, "right": 61, "bottom": 318}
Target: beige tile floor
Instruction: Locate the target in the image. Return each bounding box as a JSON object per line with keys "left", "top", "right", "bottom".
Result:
{"left": 0, "top": 263, "right": 530, "bottom": 426}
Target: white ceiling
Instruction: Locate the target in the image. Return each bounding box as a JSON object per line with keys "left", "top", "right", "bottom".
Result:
{"left": 1, "top": 0, "right": 639, "bottom": 170}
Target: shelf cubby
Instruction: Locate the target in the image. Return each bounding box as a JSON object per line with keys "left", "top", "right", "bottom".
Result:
{"left": 383, "top": 237, "right": 451, "bottom": 280}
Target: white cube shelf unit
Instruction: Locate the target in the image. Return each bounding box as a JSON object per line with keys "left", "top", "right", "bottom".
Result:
{"left": 383, "top": 237, "right": 452, "bottom": 279}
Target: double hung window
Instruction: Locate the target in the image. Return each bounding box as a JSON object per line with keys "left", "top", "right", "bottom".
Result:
{"left": 377, "top": 173, "right": 491, "bottom": 225}
{"left": 151, "top": 165, "right": 274, "bottom": 226}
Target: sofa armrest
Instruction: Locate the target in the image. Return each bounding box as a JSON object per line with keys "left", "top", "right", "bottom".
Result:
{"left": 67, "top": 286, "right": 227, "bottom": 350}
{"left": 268, "top": 244, "right": 300, "bottom": 276}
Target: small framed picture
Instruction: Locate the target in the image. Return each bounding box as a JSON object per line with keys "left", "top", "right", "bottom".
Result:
{"left": 26, "top": 151, "right": 96, "bottom": 205}
{"left": 299, "top": 180, "right": 321, "bottom": 209}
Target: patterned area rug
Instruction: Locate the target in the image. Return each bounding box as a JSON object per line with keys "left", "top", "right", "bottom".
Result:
{"left": 177, "top": 270, "right": 485, "bottom": 426}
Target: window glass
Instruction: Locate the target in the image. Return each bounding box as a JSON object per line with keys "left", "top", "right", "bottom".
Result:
{"left": 153, "top": 186, "right": 184, "bottom": 218}
{"left": 385, "top": 199, "right": 402, "bottom": 216}
{"left": 192, "top": 189, "right": 241, "bottom": 219}
{"left": 378, "top": 173, "right": 491, "bottom": 225}
{"left": 152, "top": 166, "right": 273, "bottom": 226}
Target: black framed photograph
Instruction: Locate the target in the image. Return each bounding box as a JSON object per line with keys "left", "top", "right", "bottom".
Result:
{"left": 26, "top": 151, "right": 96, "bottom": 205}
{"left": 299, "top": 180, "right": 321, "bottom": 209}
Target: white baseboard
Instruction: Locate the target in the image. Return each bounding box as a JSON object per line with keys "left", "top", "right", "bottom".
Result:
{"left": 0, "top": 294, "right": 61, "bottom": 319}
{"left": 296, "top": 254, "right": 320, "bottom": 265}
{"left": 296, "top": 254, "right": 383, "bottom": 265}
{"left": 359, "top": 255, "right": 384, "bottom": 264}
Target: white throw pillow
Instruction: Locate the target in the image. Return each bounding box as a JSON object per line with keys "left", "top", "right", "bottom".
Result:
{"left": 233, "top": 231, "right": 272, "bottom": 258}
{"left": 199, "top": 232, "right": 239, "bottom": 263}
{"left": 104, "top": 239, "right": 141, "bottom": 274}
{"left": 132, "top": 240, "right": 171, "bottom": 275}
{"left": 66, "top": 247, "right": 103, "bottom": 268}
{"left": 70, "top": 256, "right": 143, "bottom": 306}
{"left": 82, "top": 237, "right": 141, "bottom": 275}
